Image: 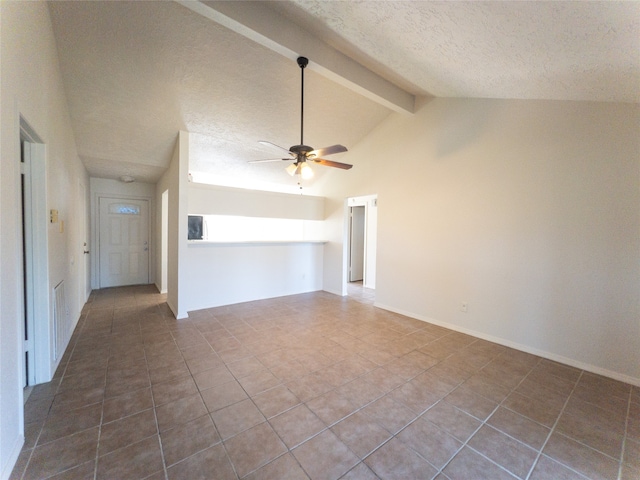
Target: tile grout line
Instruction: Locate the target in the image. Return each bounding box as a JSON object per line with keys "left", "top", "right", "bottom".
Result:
{"left": 392, "top": 345, "right": 502, "bottom": 473}
{"left": 206, "top": 309, "right": 424, "bottom": 478}
{"left": 146, "top": 327, "right": 170, "bottom": 480}
{"left": 186, "top": 327, "right": 242, "bottom": 480}
{"left": 523, "top": 369, "right": 584, "bottom": 480}
{"left": 617, "top": 386, "right": 633, "bottom": 480}
{"left": 91, "top": 302, "right": 110, "bottom": 480}
{"left": 433, "top": 354, "right": 544, "bottom": 479}
{"left": 224, "top": 331, "right": 333, "bottom": 480}
{"left": 32, "top": 300, "right": 428, "bottom": 476}
{"left": 364, "top": 332, "right": 518, "bottom": 475}
{"left": 322, "top": 337, "right": 512, "bottom": 478}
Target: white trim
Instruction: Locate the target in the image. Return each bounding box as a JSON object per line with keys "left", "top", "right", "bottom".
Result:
{"left": 375, "top": 301, "right": 640, "bottom": 388}
{"left": 343, "top": 194, "right": 378, "bottom": 293}
{"left": 0, "top": 435, "right": 24, "bottom": 480}
{"left": 20, "top": 137, "right": 52, "bottom": 385}
{"left": 323, "top": 287, "right": 345, "bottom": 297}
{"left": 159, "top": 189, "right": 169, "bottom": 294}
{"left": 21, "top": 142, "right": 35, "bottom": 387}
{"left": 78, "top": 181, "right": 90, "bottom": 305}
{"left": 340, "top": 199, "right": 350, "bottom": 296}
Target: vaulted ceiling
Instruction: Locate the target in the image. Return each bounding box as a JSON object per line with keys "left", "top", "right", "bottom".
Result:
{"left": 48, "top": 1, "right": 639, "bottom": 189}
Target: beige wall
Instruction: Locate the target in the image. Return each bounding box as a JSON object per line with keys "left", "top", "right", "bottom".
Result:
{"left": 0, "top": 2, "right": 89, "bottom": 477}
{"left": 323, "top": 98, "right": 640, "bottom": 384}
{"left": 156, "top": 131, "right": 189, "bottom": 318}
{"left": 183, "top": 183, "right": 326, "bottom": 311}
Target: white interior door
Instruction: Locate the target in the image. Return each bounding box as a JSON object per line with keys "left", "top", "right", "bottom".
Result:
{"left": 21, "top": 136, "right": 50, "bottom": 385}
{"left": 21, "top": 141, "right": 35, "bottom": 387}
{"left": 349, "top": 206, "right": 365, "bottom": 282}
{"left": 99, "top": 197, "right": 149, "bottom": 288}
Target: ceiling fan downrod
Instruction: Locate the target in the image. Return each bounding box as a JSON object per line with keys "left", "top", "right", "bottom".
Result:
{"left": 248, "top": 55, "right": 352, "bottom": 174}
{"left": 297, "top": 56, "right": 308, "bottom": 148}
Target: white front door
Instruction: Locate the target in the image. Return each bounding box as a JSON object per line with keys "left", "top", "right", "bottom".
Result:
{"left": 99, "top": 197, "right": 149, "bottom": 288}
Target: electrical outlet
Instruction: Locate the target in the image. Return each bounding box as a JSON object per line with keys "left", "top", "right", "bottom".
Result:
{"left": 460, "top": 302, "right": 468, "bottom": 313}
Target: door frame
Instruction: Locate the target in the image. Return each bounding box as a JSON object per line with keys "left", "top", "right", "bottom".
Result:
{"left": 95, "top": 194, "right": 152, "bottom": 288}
{"left": 343, "top": 194, "right": 378, "bottom": 293}
{"left": 78, "top": 181, "right": 91, "bottom": 306}
{"left": 20, "top": 118, "right": 51, "bottom": 385}
{"left": 159, "top": 189, "right": 169, "bottom": 294}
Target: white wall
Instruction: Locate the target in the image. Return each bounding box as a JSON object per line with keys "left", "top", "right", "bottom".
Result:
{"left": 0, "top": 2, "right": 89, "bottom": 478}
{"left": 185, "top": 242, "right": 324, "bottom": 311}
{"left": 188, "top": 183, "right": 325, "bottom": 220}
{"left": 156, "top": 131, "right": 189, "bottom": 318}
{"left": 183, "top": 183, "right": 326, "bottom": 313}
{"left": 324, "top": 98, "right": 640, "bottom": 385}
{"left": 89, "top": 177, "right": 156, "bottom": 289}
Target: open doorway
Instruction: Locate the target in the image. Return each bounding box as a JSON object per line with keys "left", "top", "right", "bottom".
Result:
{"left": 346, "top": 194, "right": 377, "bottom": 304}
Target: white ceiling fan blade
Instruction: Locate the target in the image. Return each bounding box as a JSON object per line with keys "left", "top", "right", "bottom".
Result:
{"left": 309, "top": 144, "right": 347, "bottom": 158}
{"left": 258, "top": 140, "right": 294, "bottom": 156}
{"left": 248, "top": 158, "right": 291, "bottom": 163}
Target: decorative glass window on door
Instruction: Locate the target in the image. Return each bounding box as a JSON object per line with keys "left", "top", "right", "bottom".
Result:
{"left": 109, "top": 204, "right": 140, "bottom": 215}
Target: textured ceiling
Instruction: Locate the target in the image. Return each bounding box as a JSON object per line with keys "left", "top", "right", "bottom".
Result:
{"left": 272, "top": 1, "right": 640, "bottom": 102}
{"left": 48, "top": 1, "right": 639, "bottom": 188}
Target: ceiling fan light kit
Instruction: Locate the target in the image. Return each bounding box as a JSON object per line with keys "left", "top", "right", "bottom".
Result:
{"left": 286, "top": 161, "right": 314, "bottom": 179}
{"left": 249, "top": 56, "right": 352, "bottom": 182}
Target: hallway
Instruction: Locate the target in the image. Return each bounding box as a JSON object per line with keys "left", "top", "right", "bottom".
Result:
{"left": 346, "top": 281, "right": 375, "bottom": 305}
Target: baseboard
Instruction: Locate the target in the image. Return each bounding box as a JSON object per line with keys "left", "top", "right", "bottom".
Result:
{"left": 166, "top": 299, "right": 181, "bottom": 319}
{"left": 185, "top": 288, "right": 327, "bottom": 315}
{"left": 322, "top": 288, "right": 345, "bottom": 297}
{"left": 1, "top": 435, "right": 24, "bottom": 480}
{"left": 374, "top": 302, "right": 640, "bottom": 388}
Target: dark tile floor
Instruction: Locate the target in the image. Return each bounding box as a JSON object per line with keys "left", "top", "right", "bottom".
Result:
{"left": 10, "top": 285, "right": 639, "bottom": 479}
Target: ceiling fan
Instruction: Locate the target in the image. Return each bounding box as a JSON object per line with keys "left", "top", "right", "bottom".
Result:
{"left": 249, "top": 56, "right": 352, "bottom": 180}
